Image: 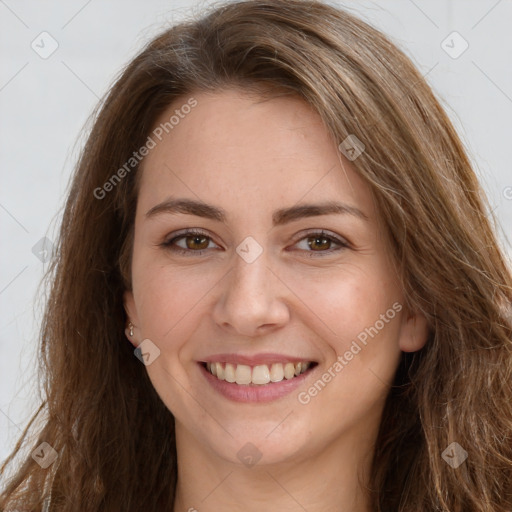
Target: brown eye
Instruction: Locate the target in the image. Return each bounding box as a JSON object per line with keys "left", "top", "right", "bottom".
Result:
{"left": 293, "top": 230, "right": 349, "bottom": 257}
{"left": 184, "top": 235, "right": 210, "bottom": 250}
{"left": 307, "top": 235, "right": 332, "bottom": 251}
{"left": 161, "top": 229, "right": 217, "bottom": 255}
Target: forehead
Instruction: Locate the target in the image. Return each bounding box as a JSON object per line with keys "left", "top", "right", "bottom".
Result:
{"left": 137, "top": 89, "right": 374, "bottom": 219}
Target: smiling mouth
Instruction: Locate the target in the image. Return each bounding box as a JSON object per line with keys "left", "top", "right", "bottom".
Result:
{"left": 201, "top": 361, "right": 317, "bottom": 385}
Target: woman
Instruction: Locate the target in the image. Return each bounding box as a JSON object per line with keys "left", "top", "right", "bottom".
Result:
{"left": 1, "top": 0, "right": 511, "bottom": 510}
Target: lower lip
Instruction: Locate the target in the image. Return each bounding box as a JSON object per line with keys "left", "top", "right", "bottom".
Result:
{"left": 198, "top": 363, "right": 314, "bottom": 403}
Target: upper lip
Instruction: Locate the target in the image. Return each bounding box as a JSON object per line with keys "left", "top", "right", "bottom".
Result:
{"left": 199, "top": 353, "right": 318, "bottom": 366}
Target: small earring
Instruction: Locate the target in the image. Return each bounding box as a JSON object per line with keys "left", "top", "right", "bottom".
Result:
{"left": 128, "top": 322, "right": 134, "bottom": 337}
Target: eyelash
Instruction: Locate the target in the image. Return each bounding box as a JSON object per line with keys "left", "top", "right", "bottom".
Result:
{"left": 160, "top": 228, "right": 350, "bottom": 257}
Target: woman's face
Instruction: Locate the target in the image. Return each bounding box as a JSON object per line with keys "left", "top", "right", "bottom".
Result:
{"left": 124, "top": 88, "right": 428, "bottom": 466}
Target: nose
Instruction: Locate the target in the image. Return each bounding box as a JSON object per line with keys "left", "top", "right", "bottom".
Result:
{"left": 211, "top": 248, "right": 290, "bottom": 337}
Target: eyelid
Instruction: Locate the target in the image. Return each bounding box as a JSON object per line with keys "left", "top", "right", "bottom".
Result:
{"left": 161, "top": 227, "right": 351, "bottom": 256}
{"left": 162, "top": 228, "right": 219, "bottom": 252}
{"left": 287, "top": 229, "right": 351, "bottom": 255}
{"left": 164, "top": 227, "right": 211, "bottom": 242}
{"left": 290, "top": 228, "right": 349, "bottom": 246}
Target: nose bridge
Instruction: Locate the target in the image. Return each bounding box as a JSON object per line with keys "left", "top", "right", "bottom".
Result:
{"left": 212, "top": 238, "right": 289, "bottom": 334}
{"left": 228, "top": 241, "right": 272, "bottom": 310}
{"left": 229, "top": 234, "right": 270, "bottom": 297}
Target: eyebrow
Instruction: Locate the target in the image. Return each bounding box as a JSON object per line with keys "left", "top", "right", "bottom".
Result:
{"left": 145, "top": 197, "right": 369, "bottom": 225}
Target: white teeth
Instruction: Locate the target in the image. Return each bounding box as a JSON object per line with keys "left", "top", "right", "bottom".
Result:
{"left": 269, "top": 363, "right": 284, "bottom": 382}
{"left": 235, "top": 364, "right": 252, "bottom": 385}
{"left": 206, "top": 361, "right": 312, "bottom": 385}
{"left": 225, "top": 363, "right": 236, "bottom": 383}
{"left": 284, "top": 363, "right": 295, "bottom": 380}
{"left": 216, "top": 362, "right": 225, "bottom": 380}
{"left": 252, "top": 365, "right": 271, "bottom": 385}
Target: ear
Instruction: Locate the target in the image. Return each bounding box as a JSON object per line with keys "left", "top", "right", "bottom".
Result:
{"left": 123, "top": 290, "right": 139, "bottom": 347}
{"left": 398, "top": 307, "right": 429, "bottom": 353}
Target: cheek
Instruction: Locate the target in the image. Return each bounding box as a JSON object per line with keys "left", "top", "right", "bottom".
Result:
{"left": 132, "top": 263, "right": 218, "bottom": 412}
{"left": 133, "top": 259, "right": 220, "bottom": 344}
{"left": 282, "top": 261, "right": 400, "bottom": 343}
{"left": 295, "top": 272, "right": 402, "bottom": 432}
{"left": 286, "top": 262, "right": 403, "bottom": 394}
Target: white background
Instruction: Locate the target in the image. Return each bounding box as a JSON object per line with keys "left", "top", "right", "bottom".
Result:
{"left": 1, "top": 0, "right": 511, "bottom": 463}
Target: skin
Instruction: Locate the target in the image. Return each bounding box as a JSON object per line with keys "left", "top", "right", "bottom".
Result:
{"left": 124, "top": 88, "right": 429, "bottom": 512}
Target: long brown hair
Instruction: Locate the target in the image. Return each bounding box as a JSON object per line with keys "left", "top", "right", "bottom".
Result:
{"left": 2, "top": 0, "right": 511, "bottom": 510}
